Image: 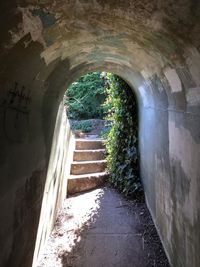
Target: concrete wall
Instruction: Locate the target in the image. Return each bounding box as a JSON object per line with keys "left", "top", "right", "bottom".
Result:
{"left": 0, "top": 91, "right": 74, "bottom": 267}
{"left": 140, "top": 64, "right": 200, "bottom": 267}
{"left": 32, "top": 103, "right": 74, "bottom": 267}
{"left": 0, "top": 1, "right": 200, "bottom": 267}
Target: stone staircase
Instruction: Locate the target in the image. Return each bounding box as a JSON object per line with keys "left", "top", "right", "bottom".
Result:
{"left": 67, "top": 138, "right": 109, "bottom": 195}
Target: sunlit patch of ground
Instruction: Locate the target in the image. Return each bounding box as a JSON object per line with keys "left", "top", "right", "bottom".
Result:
{"left": 36, "top": 187, "right": 169, "bottom": 267}
{"left": 37, "top": 188, "right": 104, "bottom": 267}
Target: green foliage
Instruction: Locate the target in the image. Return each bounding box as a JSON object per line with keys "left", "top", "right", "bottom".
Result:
{"left": 65, "top": 72, "right": 107, "bottom": 120}
{"left": 65, "top": 71, "right": 142, "bottom": 199}
{"left": 71, "top": 120, "right": 93, "bottom": 133}
{"left": 100, "top": 123, "right": 112, "bottom": 138}
{"left": 104, "top": 74, "right": 143, "bottom": 199}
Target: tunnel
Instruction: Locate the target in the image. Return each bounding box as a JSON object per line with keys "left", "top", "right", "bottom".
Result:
{"left": 0, "top": 1, "right": 200, "bottom": 267}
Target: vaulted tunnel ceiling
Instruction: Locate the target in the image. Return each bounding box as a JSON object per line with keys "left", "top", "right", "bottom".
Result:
{"left": 1, "top": 0, "right": 200, "bottom": 102}
{"left": 1, "top": 1, "right": 200, "bottom": 267}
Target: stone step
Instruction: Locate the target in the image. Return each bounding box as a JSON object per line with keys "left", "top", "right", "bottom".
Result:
{"left": 75, "top": 139, "right": 105, "bottom": 150}
{"left": 70, "top": 160, "right": 107, "bottom": 175}
{"left": 67, "top": 172, "right": 109, "bottom": 195}
{"left": 73, "top": 149, "right": 106, "bottom": 161}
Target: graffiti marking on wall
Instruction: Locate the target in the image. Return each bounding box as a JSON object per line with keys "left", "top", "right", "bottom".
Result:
{"left": 0, "top": 82, "right": 31, "bottom": 142}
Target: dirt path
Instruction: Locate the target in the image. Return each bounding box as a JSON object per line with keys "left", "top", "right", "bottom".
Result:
{"left": 37, "top": 187, "right": 169, "bottom": 267}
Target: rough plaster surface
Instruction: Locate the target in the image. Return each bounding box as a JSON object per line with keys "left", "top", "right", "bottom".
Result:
{"left": 164, "top": 68, "right": 182, "bottom": 93}
{"left": 186, "top": 87, "right": 200, "bottom": 106}
{"left": 0, "top": 0, "right": 200, "bottom": 267}
{"left": 169, "top": 120, "right": 199, "bottom": 222}
{"left": 8, "top": 7, "right": 46, "bottom": 49}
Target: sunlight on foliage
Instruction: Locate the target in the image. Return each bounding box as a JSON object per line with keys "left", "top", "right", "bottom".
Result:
{"left": 71, "top": 120, "right": 93, "bottom": 133}
{"left": 64, "top": 71, "right": 143, "bottom": 199}
{"left": 64, "top": 72, "right": 107, "bottom": 119}
{"left": 104, "top": 74, "right": 143, "bottom": 199}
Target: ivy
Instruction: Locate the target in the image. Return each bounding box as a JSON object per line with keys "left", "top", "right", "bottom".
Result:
{"left": 104, "top": 73, "right": 143, "bottom": 199}
{"left": 65, "top": 71, "right": 143, "bottom": 199}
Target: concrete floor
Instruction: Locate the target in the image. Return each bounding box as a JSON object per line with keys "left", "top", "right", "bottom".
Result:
{"left": 37, "top": 187, "right": 169, "bottom": 267}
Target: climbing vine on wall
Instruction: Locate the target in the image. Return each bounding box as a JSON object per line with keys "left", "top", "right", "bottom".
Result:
{"left": 104, "top": 73, "right": 143, "bottom": 199}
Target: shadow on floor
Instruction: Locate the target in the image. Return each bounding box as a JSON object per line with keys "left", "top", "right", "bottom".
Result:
{"left": 37, "top": 187, "right": 169, "bottom": 267}
{"left": 61, "top": 187, "right": 169, "bottom": 267}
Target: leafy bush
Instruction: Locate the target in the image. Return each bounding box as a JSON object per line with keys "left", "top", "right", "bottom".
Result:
{"left": 104, "top": 74, "right": 143, "bottom": 199}
{"left": 100, "top": 122, "right": 112, "bottom": 138}
{"left": 71, "top": 120, "right": 93, "bottom": 133}
{"left": 65, "top": 72, "right": 107, "bottom": 120}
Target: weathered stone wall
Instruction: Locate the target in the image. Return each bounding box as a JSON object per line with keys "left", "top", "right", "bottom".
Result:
{"left": 0, "top": 1, "right": 200, "bottom": 267}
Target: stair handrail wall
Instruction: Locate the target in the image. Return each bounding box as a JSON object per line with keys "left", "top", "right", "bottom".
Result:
{"left": 32, "top": 103, "right": 75, "bottom": 267}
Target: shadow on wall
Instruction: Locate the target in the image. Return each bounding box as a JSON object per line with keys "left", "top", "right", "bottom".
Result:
{"left": 36, "top": 187, "right": 169, "bottom": 267}
{"left": 32, "top": 102, "right": 75, "bottom": 267}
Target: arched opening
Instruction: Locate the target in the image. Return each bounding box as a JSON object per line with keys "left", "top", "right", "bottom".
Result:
{"left": 1, "top": 1, "right": 200, "bottom": 267}
{"left": 33, "top": 70, "right": 169, "bottom": 267}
